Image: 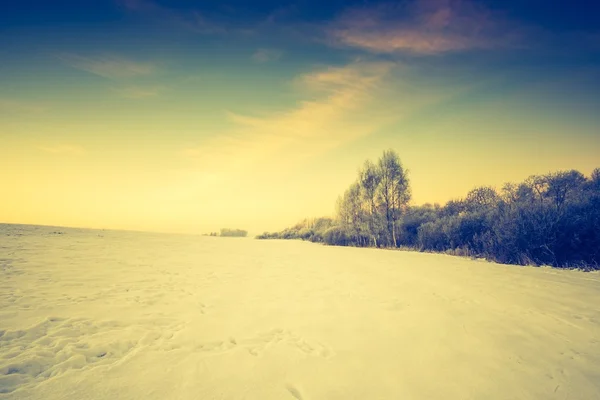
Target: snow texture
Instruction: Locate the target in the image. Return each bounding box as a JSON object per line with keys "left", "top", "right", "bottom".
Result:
{"left": 1, "top": 224, "right": 599, "bottom": 399}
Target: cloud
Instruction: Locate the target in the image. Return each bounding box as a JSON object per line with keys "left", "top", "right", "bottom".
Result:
{"left": 59, "top": 54, "right": 156, "bottom": 79}
{"left": 327, "top": 0, "right": 524, "bottom": 55}
{"left": 112, "top": 86, "right": 161, "bottom": 99}
{"left": 252, "top": 48, "right": 283, "bottom": 63}
{"left": 38, "top": 144, "right": 86, "bottom": 155}
{"left": 180, "top": 61, "right": 397, "bottom": 172}
{"left": 179, "top": 58, "right": 474, "bottom": 180}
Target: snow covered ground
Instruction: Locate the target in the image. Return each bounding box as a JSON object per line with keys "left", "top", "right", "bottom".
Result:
{"left": 1, "top": 223, "right": 599, "bottom": 399}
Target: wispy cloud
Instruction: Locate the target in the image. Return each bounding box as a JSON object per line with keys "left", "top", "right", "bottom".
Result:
{"left": 58, "top": 54, "right": 156, "bottom": 79}
{"left": 38, "top": 144, "right": 86, "bottom": 155}
{"left": 179, "top": 58, "right": 473, "bottom": 178}
{"left": 252, "top": 48, "right": 283, "bottom": 63}
{"left": 181, "top": 61, "right": 396, "bottom": 171}
{"left": 327, "top": 0, "right": 524, "bottom": 55}
{"left": 112, "top": 85, "right": 161, "bottom": 99}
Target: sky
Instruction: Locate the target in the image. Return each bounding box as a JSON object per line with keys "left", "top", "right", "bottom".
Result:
{"left": 1, "top": 0, "right": 599, "bottom": 234}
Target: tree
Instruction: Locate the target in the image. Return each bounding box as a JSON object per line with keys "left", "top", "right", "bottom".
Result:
{"left": 544, "top": 170, "right": 586, "bottom": 211}
{"left": 255, "top": 153, "right": 598, "bottom": 269}
{"left": 524, "top": 175, "right": 549, "bottom": 204}
{"left": 439, "top": 199, "right": 466, "bottom": 217}
{"left": 591, "top": 168, "right": 600, "bottom": 190}
{"left": 359, "top": 160, "right": 382, "bottom": 247}
{"left": 336, "top": 181, "right": 369, "bottom": 246}
{"left": 377, "top": 149, "right": 411, "bottom": 247}
{"left": 501, "top": 182, "right": 519, "bottom": 204}
{"left": 464, "top": 186, "right": 499, "bottom": 212}
{"left": 220, "top": 228, "right": 248, "bottom": 237}
{"left": 399, "top": 204, "right": 438, "bottom": 246}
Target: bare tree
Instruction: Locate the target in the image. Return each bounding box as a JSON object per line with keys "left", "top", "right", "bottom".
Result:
{"left": 465, "top": 186, "right": 499, "bottom": 212}
{"left": 377, "top": 149, "right": 411, "bottom": 247}
{"left": 545, "top": 170, "right": 586, "bottom": 211}
{"left": 359, "top": 160, "right": 382, "bottom": 247}
{"left": 336, "top": 181, "right": 368, "bottom": 245}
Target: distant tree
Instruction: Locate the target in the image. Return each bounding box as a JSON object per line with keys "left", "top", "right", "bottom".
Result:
{"left": 220, "top": 228, "right": 248, "bottom": 237}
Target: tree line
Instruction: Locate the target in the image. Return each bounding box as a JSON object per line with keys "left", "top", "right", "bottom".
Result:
{"left": 204, "top": 228, "right": 248, "bottom": 237}
{"left": 257, "top": 149, "right": 600, "bottom": 270}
